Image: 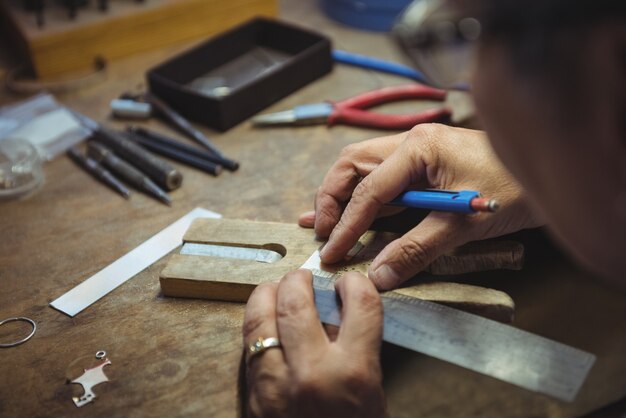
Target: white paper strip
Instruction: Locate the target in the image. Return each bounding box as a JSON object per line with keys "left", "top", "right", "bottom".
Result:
{"left": 50, "top": 207, "right": 221, "bottom": 317}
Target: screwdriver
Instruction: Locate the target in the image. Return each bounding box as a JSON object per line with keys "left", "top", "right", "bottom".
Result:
{"left": 67, "top": 147, "right": 131, "bottom": 199}
{"left": 87, "top": 142, "right": 171, "bottom": 206}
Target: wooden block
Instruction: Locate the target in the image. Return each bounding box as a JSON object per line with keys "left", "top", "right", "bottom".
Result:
{"left": 161, "top": 218, "right": 321, "bottom": 302}
{"left": 160, "top": 218, "right": 520, "bottom": 322}
{"left": 0, "top": 0, "right": 278, "bottom": 79}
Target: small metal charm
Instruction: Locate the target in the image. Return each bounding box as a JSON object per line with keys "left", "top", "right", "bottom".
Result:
{"left": 70, "top": 353, "right": 111, "bottom": 407}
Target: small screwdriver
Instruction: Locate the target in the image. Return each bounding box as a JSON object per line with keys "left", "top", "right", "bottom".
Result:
{"left": 67, "top": 147, "right": 131, "bottom": 199}
{"left": 87, "top": 142, "right": 171, "bottom": 206}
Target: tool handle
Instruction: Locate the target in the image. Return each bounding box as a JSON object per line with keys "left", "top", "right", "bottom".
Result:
{"left": 128, "top": 127, "right": 239, "bottom": 171}
{"left": 88, "top": 142, "right": 145, "bottom": 188}
{"left": 133, "top": 137, "right": 222, "bottom": 176}
{"left": 329, "top": 107, "right": 451, "bottom": 130}
{"left": 144, "top": 93, "right": 225, "bottom": 158}
{"left": 332, "top": 50, "right": 430, "bottom": 84}
{"left": 67, "top": 147, "right": 131, "bottom": 198}
{"left": 335, "top": 84, "right": 447, "bottom": 110}
{"left": 93, "top": 127, "right": 183, "bottom": 190}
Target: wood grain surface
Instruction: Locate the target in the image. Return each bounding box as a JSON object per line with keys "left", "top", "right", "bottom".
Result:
{"left": 0, "top": 1, "right": 625, "bottom": 417}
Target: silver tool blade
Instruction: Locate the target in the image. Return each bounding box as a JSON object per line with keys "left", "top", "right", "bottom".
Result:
{"left": 252, "top": 103, "right": 333, "bottom": 126}
{"left": 311, "top": 271, "right": 595, "bottom": 403}
{"left": 252, "top": 110, "right": 298, "bottom": 125}
{"left": 180, "top": 243, "right": 283, "bottom": 263}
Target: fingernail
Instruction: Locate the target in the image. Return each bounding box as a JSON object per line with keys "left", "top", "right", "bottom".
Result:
{"left": 319, "top": 238, "right": 332, "bottom": 259}
{"left": 319, "top": 244, "right": 328, "bottom": 259}
{"left": 369, "top": 264, "right": 400, "bottom": 290}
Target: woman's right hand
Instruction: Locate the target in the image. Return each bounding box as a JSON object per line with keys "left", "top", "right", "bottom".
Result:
{"left": 299, "top": 124, "right": 541, "bottom": 291}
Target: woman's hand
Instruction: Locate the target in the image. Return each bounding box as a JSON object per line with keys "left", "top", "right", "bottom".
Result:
{"left": 299, "top": 124, "right": 541, "bottom": 290}
{"left": 243, "top": 269, "right": 387, "bottom": 418}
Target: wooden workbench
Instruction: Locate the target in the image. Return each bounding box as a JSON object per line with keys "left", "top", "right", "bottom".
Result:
{"left": 0, "top": 1, "right": 624, "bottom": 417}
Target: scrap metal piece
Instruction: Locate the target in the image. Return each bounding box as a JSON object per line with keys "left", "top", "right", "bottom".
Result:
{"left": 71, "top": 359, "right": 111, "bottom": 407}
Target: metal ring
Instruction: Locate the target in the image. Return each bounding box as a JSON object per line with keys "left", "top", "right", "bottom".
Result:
{"left": 95, "top": 350, "right": 107, "bottom": 359}
{"left": 247, "top": 337, "right": 281, "bottom": 363}
{"left": 0, "top": 317, "right": 36, "bottom": 348}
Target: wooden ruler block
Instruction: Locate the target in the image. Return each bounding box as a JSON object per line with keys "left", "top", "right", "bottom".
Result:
{"left": 160, "top": 218, "right": 524, "bottom": 322}
{"left": 0, "top": 0, "right": 278, "bottom": 79}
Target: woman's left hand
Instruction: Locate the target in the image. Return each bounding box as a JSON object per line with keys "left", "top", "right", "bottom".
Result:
{"left": 243, "top": 269, "right": 388, "bottom": 418}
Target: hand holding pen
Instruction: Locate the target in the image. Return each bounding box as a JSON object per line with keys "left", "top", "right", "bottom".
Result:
{"left": 298, "top": 125, "right": 542, "bottom": 291}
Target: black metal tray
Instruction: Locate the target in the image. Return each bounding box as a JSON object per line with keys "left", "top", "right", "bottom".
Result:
{"left": 147, "top": 17, "right": 333, "bottom": 131}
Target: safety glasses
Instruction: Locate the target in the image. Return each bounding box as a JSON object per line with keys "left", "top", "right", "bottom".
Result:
{"left": 393, "top": 0, "right": 481, "bottom": 90}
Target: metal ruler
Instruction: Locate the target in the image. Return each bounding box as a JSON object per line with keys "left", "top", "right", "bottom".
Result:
{"left": 174, "top": 241, "right": 596, "bottom": 401}
{"left": 50, "top": 208, "right": 221, "bottom": 317}
{"left": 311, "top": 270, "right": 595, "bottom": 403}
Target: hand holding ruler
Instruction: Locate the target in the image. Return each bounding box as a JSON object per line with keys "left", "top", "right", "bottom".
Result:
{"left": 308, "top": 265, "right": 595, "bottom": 403}
{"left": 159, "top": 218, "right": 596, "bottom": 402}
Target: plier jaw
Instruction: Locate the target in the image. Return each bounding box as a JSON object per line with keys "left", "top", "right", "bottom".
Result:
{"left": 252, "top": 103, "right": 333, "bottom": 126}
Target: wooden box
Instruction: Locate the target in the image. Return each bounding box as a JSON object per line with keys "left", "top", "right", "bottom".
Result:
{"left": 0, "top": 0, "right": 278, "bottom": 79}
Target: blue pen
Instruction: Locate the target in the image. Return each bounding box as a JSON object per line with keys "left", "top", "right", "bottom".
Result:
{"left": 390, "top": 190, "right": 499, "bottom": 213}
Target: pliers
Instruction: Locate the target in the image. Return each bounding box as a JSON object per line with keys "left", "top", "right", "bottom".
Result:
{"left": 251, "top": 84, "right": 451, "bottom": 130}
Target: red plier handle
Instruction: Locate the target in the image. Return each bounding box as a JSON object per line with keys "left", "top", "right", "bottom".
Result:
{"left": 328, "top": 84, "right": 451, "bottom": 130}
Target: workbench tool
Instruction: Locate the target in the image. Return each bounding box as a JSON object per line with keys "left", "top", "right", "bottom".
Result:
{"left": 67, "top": 146, "right": 131, "bottom": 200}
{"left": 159, "top": 218, "right": 524, "bottom": 322}
{"left": 87, "top": 142, "right": 171, "bottom": 205}
{"left": 110, "top": 99, "right": 152, "bottom": 119}
{"left": 127, "top": 126, "right": 229, "bottom": 171}
{"left": 50, "top": 208, "right": 220, "bottom": 317}
{"left": 143, "top": 93, "right": 238, "bottom": 171}
{"left": 312, "top": 272, "right": 595, "bottom": 402}
{"left": 118, "top": 93, "right": 239, "bottom": 172}
{"left": 73, "top": 112, "right": 183, "bottom": 191}
{"left": 125, "top": 129, "right": 223, "bottom": 177}
{"left": 333, "top": 50, "right": 430, "bottom": 84}
{"left": 252, "top": 84, "right": 451, "bottom": 130}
